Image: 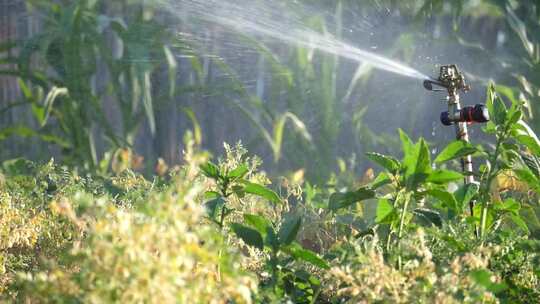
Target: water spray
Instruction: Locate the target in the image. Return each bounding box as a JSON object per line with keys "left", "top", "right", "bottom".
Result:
{"left": 424, "top": 65, "right": 489, "bottom": 226}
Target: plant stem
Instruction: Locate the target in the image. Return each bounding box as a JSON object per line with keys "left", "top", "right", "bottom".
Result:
{"left": 397, "top": 193, "right": 410, "bottom": 241}
{"left": 479, "top": 129, "right": 505, "bottom": 239}
{"left": 397, "top": 192, "right": 410, "bottom": 270}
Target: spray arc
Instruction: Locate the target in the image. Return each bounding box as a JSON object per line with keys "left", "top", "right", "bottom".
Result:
{"left": 424, "top": 65, "right": 489, "bottom": 221}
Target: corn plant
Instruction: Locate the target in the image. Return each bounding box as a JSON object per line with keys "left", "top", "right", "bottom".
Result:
{"left": 0, "top": 0, "right": 179, "bottom": 168}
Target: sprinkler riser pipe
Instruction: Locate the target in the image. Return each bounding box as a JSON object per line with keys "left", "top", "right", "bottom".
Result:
{"left": 425, "top": 64, "right": 482, "bottom": 236}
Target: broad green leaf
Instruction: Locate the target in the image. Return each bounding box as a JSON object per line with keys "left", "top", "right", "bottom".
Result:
{"left": 230, "top": 223, "right": 264, "bottom": 250}
{"left": 494, "top": 198, "right": 520, "bottom": 215}
{"left": 366, "top": 152, "right": 400, "bottom": 173}
{"left": 204, "top": 197, "right": 226, "bottom": 221}
{"left": 370, "top": 172, "right": 393, "bottom": 189}
{"left": 404, "top": 139, "right": 431, "bottom": 189}
{"left": 514, "top": 169, "right": 540, "bottom": 193}
{"left": 285, "top": 243, "right": 329, "bottom": 269}
{"left": 520, "top": 153, "right": 540, "bottom": 178}
{"left": 492, "top": 95, "right": 507, "bottom": 126}
{"left": 228, "top": 164, "right": 249, "bottom": 179}
{"left": 328, "top": 187, "right": 375, "bottom": 211}
{"left": 242, "top": 181, "right": 281, "bottom": 204}
{"left": 244, "top": 213, "right": 272, "bottom": 236}
{"left": 512, "top": 120, "right": 540, "bottom": 155}
{"left": 515, "top": 135, "right": 540, "bottom": 156}
{"left": 454, "top": 183, "right": 479, "bottom": 212}
{"left": 200, "top": 162, "right": 220, "bottom": 180}
{"left": 232, "top": 185, "right": 246, "bottom": 198}
{"left": 413, "top": 208, "right": 442, "bottom": 227}
{"left": 435, "top": 140, "right": 477, "bottom": 164}
{"left": 398, "top": 128, "right": 414, "bottom": 158}
{"left": 509, "top": 214, "right": 529, "bottom": 233}
{"left": 426, "top": 169, "right": 463, "bottom": 184}
{"left": 507, "top": 107, "right": 522, "bottom": 126}
{"left": 426, "top": 189, "right": 459, "bottom": 212}
{"left": 473, "top": 203, "right": 495, "bottom": 231}
{"left": 376, "top": 198, "right": 394, "bottom": 224}
{"left": 278, "top": 214, "right": 302, "bottom": 245}
{"left": 204, "top": 191, "right": 221, "bottom": 200}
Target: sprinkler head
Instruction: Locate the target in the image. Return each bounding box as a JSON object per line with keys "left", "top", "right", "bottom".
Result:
{"left": 424, "top": 64, "right": 470, "bottom": 95}
{"left": 424, "top": 64, "right": 490, "bottom": 126}
{"left": 423, "top": 78, "right": 445, "bottom": 91}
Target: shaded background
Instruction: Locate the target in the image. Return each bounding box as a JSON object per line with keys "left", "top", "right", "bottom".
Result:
{"left": 1, "top": 0, "right": 539, "bottom": 182}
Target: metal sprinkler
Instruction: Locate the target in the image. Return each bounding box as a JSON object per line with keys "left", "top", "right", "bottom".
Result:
{"left": 423, "top": 65, "right": 489, "bottom": 230}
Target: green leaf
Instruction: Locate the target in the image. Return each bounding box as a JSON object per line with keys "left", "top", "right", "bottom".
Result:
{"left": 512, "top": 120, "right": 540, "bottom": 155}
{"left": 505, "top": 6, "right": 534, "bottom": 57}
{"left": 230, "top": 223, "right": 264, "bottom": 250}
{"left": 266, "top": 225, "right": 279, "bottom": 250}
{"left": 272, "top": 112, "right": 312, "bottom": 162}
{"left": 510, "top": 214, "right": 529, "bottom": 234}
{"left": 285, "top": 243, "right": 329, "bottom": 269}
{"left": 204, "top": 197, "right": 226, "bottom": 221}
{"left": 163, "top": 45, "right": 177, "bottom": 98}
{"left": 328, "top": 187, "right": 375, "bottom": 211}
{"left": 403, "top": 139, "right": 431, "bottom": 189}
{"left": 204, "top": 191, "right": 221, "bottom": 200}
{"left": 426, "top": 189, "right": 459, "bottom": 212}
{"left": 520, "top": 153, "right": 540, "bottom": 178}
{"left": 243, "top": 213, "right": 272, "bottom": 236}
{"left": 41, "top": 86, "right": 68, "bottom": 127}
{"left": 494, "top": 198, "right": 520, "bottom": 215}
{"left": 454, "top": 183, "right": 479, "bottom": 212}
{"left": 485, "top": 82, "right": 495, "bottom": 115}
{"left": 492, "top": 95, "right": 507, "bottom": 126}
{"left": 376, "top": 198, "right": 394, "bottom": 224}
{"left": 514, "top": 169, "right": 540, "bottom": 192}
{"left": 278, "top": 214, "right": 302, "bottom": 245}
{"left": 228, "top": 164, "right": 249, "bottom": 179}
{"left": 398, "top": 128, "right": 414, "bottom": 158}
{"left": 413, "top": 208, "right": 443, "bottom": 227}
{"left": 182, "top": 107, "right": 202, "bottom": 146}
{"left": 426, "top": 169, "right": 463, "bottom": 184}
{"left": 470, "top": 269, "right": 507, "bottom": 293}
{"left": 241, "top": 181, "right": 281, "bottom": 204}
{"left": 369, "top": 172, "right": 393, "bottom": 189}
{"left": 200, "top": 162, "right": 220, "bottom": 180}
{"left": 365, "top": 152, "right": 400, "bottom": 172}
{"left": 435, "top": 141, "right": 477, "bottom": 164}
{"left": 0, "top": 125, "right": 70, "bottom": 148}
{"left": 142, "top": 71, "right": 156, "bottom": 135}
